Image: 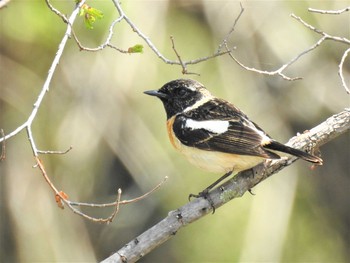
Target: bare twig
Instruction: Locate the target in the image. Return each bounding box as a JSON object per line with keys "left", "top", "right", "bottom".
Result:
{"left": 308, "top": 7, "right": 350, "bottom": 15}
{"left": 217, "top": 2, "right": 244, "bottom": 53}
{"left": 339, "top": 47, "right": 350, "bottom": 94}
{"left": 102, "top": 109, "right": 350, "bottom": 263}
{"left": 106, "top": 189, "right": 122, "bottom": 223}
{"left": 0, "top": 129, "right": 5, "bottom": 161}
{"left": 37, "top": 146, "right": 73, "bottom": 155}
{"left": 170, "top": 36, "right": 199, "bottom": 75}
{"left": 170, "top": 36, "right": 187, "bottom": 74}
{"left": 291, "top": 14, "right": 350, "bottom": 45}
{"left": 69, "top": 176, "right": 168, "bottom": 207}
{"left": 225, "top": 41, "right": 303, "bottom": 81}
{"left": 45, "top": 0, "right": 69, "bottom": 23}
{"left": 71, "top": 16, "right": 129, "bottom": 53}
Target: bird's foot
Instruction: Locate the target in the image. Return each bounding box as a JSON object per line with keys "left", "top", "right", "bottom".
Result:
{"left": 188, "top": 190, "right": 216, "bottom": 214}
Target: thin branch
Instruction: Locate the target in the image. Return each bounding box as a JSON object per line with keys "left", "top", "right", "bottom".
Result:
{"left": 170, "top": 36, "right": 186, "bottom": 73}
{"left": 37, "top": 146, "right": 73, "bottom": 155}
{"left": 339, "top": 47, "right": 350, "bottom": 94}
{"left": 69, "top": 176, "right": 168, "bottom": 207}
{"left": 291, "top": 14, "right": 350, "bottom": 45}
{"left": 217, "top": 2, "right": 244, "bottom": 53}
{"left": 0, "top": 129, "right": 5, "bottom": 161}
{"left": 45, "top": 0, "right": 69, "bottom": 24}
{"left": 225, "top": 41, "right": 303, "bottom": 81}
{"left": 308, "top": 7, "right": 350, "bottom": 15}
{"left": 111, "top": 0, "right": 171, "bottom": 63}
{"left": 101, "top": 109, "right": 350, "bottom": 263}
{"left": 170, "top": 36, "right": 199, "bottom": 75}
{"left": 71, "top": 16, "right": 129, "bottom": 53}
{"left": 106, "top": 189, "right": 122, "bottom": 223}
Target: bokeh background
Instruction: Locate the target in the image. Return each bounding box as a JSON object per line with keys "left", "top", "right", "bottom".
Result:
{"left": 1, "top": 0, "right": 349, "bottom": 262}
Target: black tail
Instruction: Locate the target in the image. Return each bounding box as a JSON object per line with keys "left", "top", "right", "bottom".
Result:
{"left": 264, "top": 140, "right": 323, "bottom": 165}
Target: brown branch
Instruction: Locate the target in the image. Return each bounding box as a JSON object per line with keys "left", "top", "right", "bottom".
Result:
{"left": 170, "top": 36, "right": 199, "bottom": 75}
{"left": 101, "top": 109, "right": 350, "bottom": 263}
{"left": 37, "top": 146, "right": 73, "bottom": 155}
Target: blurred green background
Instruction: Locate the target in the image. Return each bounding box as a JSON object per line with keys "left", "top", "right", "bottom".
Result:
{"left": 0, "top": 0, "right": 349, "bottom": 262}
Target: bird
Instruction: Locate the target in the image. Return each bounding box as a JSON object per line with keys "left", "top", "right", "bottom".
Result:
{"left": 144, "top": 79, "right": 323, "bottom": 199}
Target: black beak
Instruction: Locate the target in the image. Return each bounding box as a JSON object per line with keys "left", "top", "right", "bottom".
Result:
{"left": 144, "top": 90, "right": 168, "bottom": 99}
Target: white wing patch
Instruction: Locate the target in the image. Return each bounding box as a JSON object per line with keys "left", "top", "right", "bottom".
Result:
{"left": 185, "top": 119, "right": 229, "bottom": 134}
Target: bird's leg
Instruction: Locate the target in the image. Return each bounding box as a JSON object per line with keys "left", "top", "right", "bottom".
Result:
{"left": 189, "top": 171, "right": 233, "bottom": 200}
{"left": 188, "top": 171, "right": 233, "bottom": 213}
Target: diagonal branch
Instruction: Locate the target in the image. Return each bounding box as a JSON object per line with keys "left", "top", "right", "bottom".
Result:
{"left": 101, "top": 109, "right": 350, "bottom": 263}
{"left": 308, "top": 7, "right": 350, "bottom": 15}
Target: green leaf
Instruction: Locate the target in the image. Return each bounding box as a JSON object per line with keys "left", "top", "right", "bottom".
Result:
{"left": 79, "top": 4, "right": 104, "bottom": 29}
{"left": 128, "top": 44, "right": 144, "bottom": 53}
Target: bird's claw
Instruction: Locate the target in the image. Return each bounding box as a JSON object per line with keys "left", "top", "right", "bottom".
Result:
{"left": 188, "top": 190, "right": 216, "bottom": 214}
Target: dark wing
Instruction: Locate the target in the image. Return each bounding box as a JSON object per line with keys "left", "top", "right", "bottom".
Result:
{"left": 173, "top": 99, "right": 280, "bottom": 159}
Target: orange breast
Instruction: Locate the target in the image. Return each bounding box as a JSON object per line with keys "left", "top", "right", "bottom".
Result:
{"left": 166, "top": 116, "right": 181, "bottom": 150}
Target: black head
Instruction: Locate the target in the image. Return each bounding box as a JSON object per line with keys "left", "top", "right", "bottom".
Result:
{"left": 144, "top": 79, "right": 212, "bottom": 119}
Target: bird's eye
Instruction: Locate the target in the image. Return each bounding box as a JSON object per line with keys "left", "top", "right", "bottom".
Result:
{"left": 177, "top": 88, "right": 188, "bottom": 97}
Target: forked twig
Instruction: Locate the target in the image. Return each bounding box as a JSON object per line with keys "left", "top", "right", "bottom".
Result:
{"left": 170, "top": 36, "right": 199, "bottom": 75}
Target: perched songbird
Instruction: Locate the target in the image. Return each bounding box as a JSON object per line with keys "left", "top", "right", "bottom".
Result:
{"left": 144, "top": 79, "right": 322, "bottom": 196}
